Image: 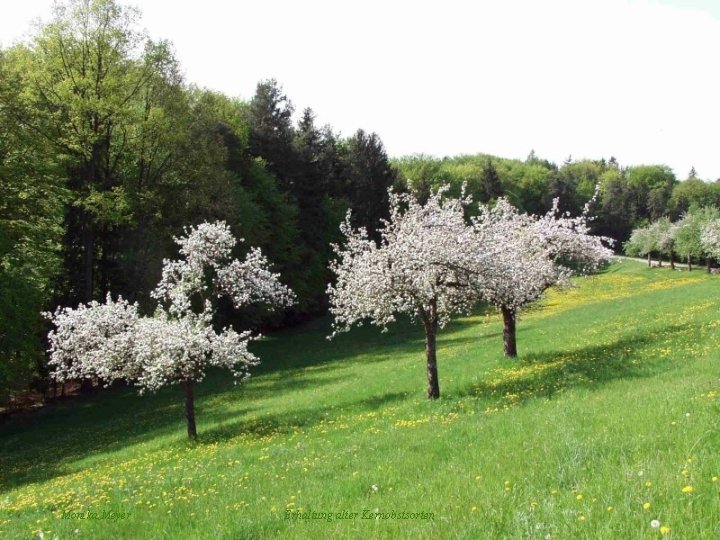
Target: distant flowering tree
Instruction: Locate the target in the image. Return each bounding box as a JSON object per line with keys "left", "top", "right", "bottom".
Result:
{"left": 472, "top": 198, "right": 613, "bottom": 357}
{"left": 624, "top": 224, "right": 659, "bottom": 267}
{"left": 675, "top": 206, "right": 720, "bottom": 271}
{"left": 46, "top": 222, "right": 295, "bottom": 438}
{"left": 700, "top": 218, "right": 720, "bottom": 262}
{"left": 656, "top": 218, "right": 678, "bottom": 270}
{"left": 328, "top": 187, "right": 485, "bottom": 399}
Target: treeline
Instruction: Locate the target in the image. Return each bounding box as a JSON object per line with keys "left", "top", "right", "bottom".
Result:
{"left": 625, "top": 207, "right": 720, "bottom": 271}
{"left": 4, "top": 0, "right": 720, "bottom": 406}
{"left": 0, "top": 0, "right": 397, "bottom": 404}
{"left": 393, "top": 155, "right": 720, "bottom": 244}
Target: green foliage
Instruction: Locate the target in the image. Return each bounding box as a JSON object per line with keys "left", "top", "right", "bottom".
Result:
{"left": 0, "top": 52, "right": 67, "bottom": 400}
{"left": 3, "top": 0, "right": 720, "bottom": 404}
{"left": 669, "top": 178, "right": 720, "bottom": 217}
{"left": 340, "top": 129, "right": 397, "bottom": 238}
{"left": 393, "top": 156, "right": 688, "bottom": 249}
{"left": 674, "top": 206, "right": 720, "bottom": 261}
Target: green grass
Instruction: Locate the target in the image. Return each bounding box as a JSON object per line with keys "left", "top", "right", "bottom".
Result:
{"left": 1, "top": 261, "right": 720, "bottom": 539}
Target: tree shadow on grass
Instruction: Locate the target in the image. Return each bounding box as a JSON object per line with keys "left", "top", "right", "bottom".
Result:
{"left": 0, "top": 385, "right": 249, "bottom": 491}
{"left": 0, "top": 370, "right": 351, "bottom": 491}
{"left": 0, "top": 311, "right": 493, "bottom": 492}
{"left": 0, "top": 329, "right": 416, "bottom": 493}
{"left": 197, "top": 391, "right": 409, "bottom": 445}
{"left": 457, "top": 324, "right": 691, "bottom": 408}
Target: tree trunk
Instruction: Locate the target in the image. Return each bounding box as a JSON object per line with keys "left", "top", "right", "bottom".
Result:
{"left": 647, "top": 253, "right": 651, "bottom": 267}
{"left": 687, "top": 255, "right": 692, "bottom": 272}
{"left": 670, "top": 252, "right": 675, "bottom": 270}
{"left": 658, "top": 256, "right": 662, "bottom": 267}
{"left": 707, "top": 257, "right": 712, "bottom": 273}
{"left": 423, "top": 301, "right": 440, "bottom": 400}
{"left": 78, "top": 213, "right": 96, "bottom": 394}
{"left": 79, "top": 378, "right": 94, "bottom": 394}
{"left": 82, "top": 215, "right": 94, "bottom": 303}
{"left": 501, "top": 306, "right": 517, "bottom": 357}
{"left": 184, "top": 379, "right": 197, "bottom": 439}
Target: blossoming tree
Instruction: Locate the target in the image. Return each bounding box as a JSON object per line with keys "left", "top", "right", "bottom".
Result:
{"left": 625, "top": 223, "right": 660, "bottom": 267}
{"left": 674, "top": 206, "right": 719, "bottom": 271}
{"left": 656, "top": 218, "right": 678, "bottom": 270}
{"left": 700, "top": 218, "right": 720, "bottom": 262}
{"left": 46, "top": 222, "right": 295, "bottom": 438}
{"left": 327, "top": 187, "right": 485, "bottom": 399}
{"left": 472, "top": 198, "right": 613, "bottom": 357}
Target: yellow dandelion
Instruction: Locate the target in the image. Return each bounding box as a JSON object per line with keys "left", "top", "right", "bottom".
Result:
{"left": 607, "top": 506, "right": 613, "bottom": 512}
{"left": 681, "top": 485, "right": 694, "bottom": 493}
{"left": 643, "top": 502, "right": 651, "bottom": 510}
{"left": 660, "top": 526, "right": 671, "bottom": 535}
{"left": 712, "top": 476, "right": 718, "bottom": 482}
{"left": 578, "top": 515, "right": 586, "bottom": 522}
{"left": 576, "top": 494, "right": 583, "bottom": 501}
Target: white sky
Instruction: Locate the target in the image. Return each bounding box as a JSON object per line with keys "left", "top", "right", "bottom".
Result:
{"left": 2, "top": 0, "right": 719, "bottom": 179}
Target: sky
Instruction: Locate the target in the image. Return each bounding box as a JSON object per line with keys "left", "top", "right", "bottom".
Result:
{"left": 2, "top": 0, "right": 719, "bottom": 180}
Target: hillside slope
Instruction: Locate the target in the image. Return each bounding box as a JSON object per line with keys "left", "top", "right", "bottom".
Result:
{"left": 1, "top": 261, "right": 719, "bottom": 539}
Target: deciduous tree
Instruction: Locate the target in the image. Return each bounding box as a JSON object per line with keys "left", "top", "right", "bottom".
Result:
{"left": 473, "top": 198, "right": 613, "bottom": 357}
{"left": 46, "top": 222, "right": 294, "bottom": 437}
{"left": 328, "top": 188, "right": 483, "bottom": 399}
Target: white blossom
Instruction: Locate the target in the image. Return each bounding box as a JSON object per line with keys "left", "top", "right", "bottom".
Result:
{"left": 130, "top": 309, "right": 259, "bottom": 393}
{"left": 46, "top": 221, "right": 294, "bottom": 395}
{"left": 151, "top": 221, "right": 294, "bottom": 317}
{"left": 700, "top": 218, "right": 720, "bottom": 259}
{"left": 45, "top": 294, "right": 141, "bottom": 385}
{"left": 472, "top": 197, "right": 613, "bottom": 313}
{"left": 328, "top": 186, "right": 612, "bottom": 373}
{"left": 328, "top": 186, "right": 485, "bottom": 337}
{"left": 328, "top": 186, "right": 488, "bottom": 398}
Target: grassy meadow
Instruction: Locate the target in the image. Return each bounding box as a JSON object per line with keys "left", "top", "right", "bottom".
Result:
{"left": 1, "top": 260, "right": 719, "bottom": 539}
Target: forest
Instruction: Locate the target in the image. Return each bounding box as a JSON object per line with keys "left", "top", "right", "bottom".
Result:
{"left": 2, "top": 0, "right": 719, "bottom": 408}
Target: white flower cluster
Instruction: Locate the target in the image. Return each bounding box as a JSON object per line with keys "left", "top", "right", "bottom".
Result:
{"left": 152, "top": 221, "right": 295, "bottom": 317}
{"left": 45, "top": 294, "right": 142, "bottom": 384}
{"left": 700, "top": 218, "right": 720, "bottom": 259}
{"left": 328, "top": 186, "right": 484, "bottom": 335}
{"left": 473, "top": 197, "right": 614, "bottom": 312}
{"left": 46, "top": 221, "right": 294, "bottom": 392}
{"left": 329, "top": 187, "right": 613, "bottom": 332}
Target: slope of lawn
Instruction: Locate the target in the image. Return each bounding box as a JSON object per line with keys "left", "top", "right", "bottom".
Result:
{"left": 1, "top": 261, "right": 720, "bottom": 539}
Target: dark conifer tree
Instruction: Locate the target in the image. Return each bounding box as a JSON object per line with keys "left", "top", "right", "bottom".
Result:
{"left": 341, "top": 129, "right": 398, "bottom": 241}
